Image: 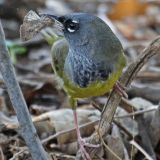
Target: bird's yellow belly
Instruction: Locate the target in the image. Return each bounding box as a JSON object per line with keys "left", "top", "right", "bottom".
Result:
{"left": 54, "top": 52, "right": 126, "bottom": 99}
{"left": 63, "top": 69, "right": 122, "bottom": 98}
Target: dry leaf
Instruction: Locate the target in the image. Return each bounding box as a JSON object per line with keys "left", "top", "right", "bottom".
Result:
{"left": 20, "top": 10, "right": 55, "bottom": 41}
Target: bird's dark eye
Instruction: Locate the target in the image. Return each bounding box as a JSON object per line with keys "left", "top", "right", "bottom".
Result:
{"left": 65, "top": 19, "right": 79, "bottom": 33}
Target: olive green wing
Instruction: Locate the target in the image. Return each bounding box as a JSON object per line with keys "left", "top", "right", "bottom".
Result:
{"left": 51, "top": 38, "right": 69, "bottom": 78}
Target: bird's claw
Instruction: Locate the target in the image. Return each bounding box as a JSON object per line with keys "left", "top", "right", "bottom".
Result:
{"left": 78, "top": 138, "right": 100, "bottom": 160}
{"left": 114, "top": 82, "right": 128, "bottom": 98}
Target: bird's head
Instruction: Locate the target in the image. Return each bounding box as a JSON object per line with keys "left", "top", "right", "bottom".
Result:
{"left": 43, "top": 13, "right": 116, "bottom": 47}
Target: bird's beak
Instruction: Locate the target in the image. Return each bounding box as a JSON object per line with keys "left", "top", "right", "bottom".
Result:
{"left": 40, "top": 14, "right": 64, "bottom": 36}
{"left": 41, "top": 14, "right": 59, "bottom": 21}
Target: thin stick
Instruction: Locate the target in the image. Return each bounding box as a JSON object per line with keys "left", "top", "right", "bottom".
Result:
{"left": 0, "top": 21, "right": 48, "bottom": 160}
{"left": 42, "top": 119, "right": 99, "bottom": 144}
{"left": 9, "top": 148, "right": 28, "bottom": 160}
{"left": 130, "top": 140, "right": 154, "bottom": 160}
{"left": 100, "top": 134, "right": 122, "bottom": 160}
{"left": 115, "top": 106, "right": 158, "bottom": 118}
{"left": 120, "top": 98, "right": 137, "bottom": 113}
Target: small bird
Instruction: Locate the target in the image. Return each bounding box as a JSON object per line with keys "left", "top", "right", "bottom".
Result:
{"left": 43, "top": 13, "right": 126, "bottom": 160}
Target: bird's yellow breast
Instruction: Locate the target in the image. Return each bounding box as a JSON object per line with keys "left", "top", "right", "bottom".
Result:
{"left": 62, "top": 53, "right": 126, "bottom": 99}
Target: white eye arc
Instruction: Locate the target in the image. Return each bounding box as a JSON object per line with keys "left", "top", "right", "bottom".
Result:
{"left": 72, "top": 20, "right": 78, "bottom": 24}
{"left": 67, "top": 28, "right": 76, "bottom": 33}
{"left": 66, "top": 20, "right": 79, "bottom": 33}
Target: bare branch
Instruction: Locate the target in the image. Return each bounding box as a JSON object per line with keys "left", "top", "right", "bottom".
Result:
{"left": 84, "top": 36, "right": 160, "bottom": 159}
{"left": 99, "top": 36, "right": 160, "bottom": 136}
{"left": 0, "top": 21, "right": 48, "bottom": 160}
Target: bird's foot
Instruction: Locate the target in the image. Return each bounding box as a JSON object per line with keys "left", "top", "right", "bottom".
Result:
{"left": 114, "top": 82, "right": 128, "bottom": 98}
{"left": 78, "top": 137, "right": 100, "bottom": 160}
{"left": 72, "top": 108, "right": 100, "bottom": 159}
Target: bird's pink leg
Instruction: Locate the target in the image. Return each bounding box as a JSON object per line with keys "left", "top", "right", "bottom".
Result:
{"left": 73, "top": 109, "right": 98, "bottom": 160}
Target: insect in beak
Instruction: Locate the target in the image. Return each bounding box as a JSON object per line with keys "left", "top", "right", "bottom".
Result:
{"left": 40, "top": 14, "right": 64, "bottom": 32}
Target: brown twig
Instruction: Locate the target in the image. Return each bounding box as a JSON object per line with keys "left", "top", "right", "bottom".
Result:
{"left": 84, "top": 36, "right": 160, "bottom": 159}
{"left": 120, "top": 98, "right": 137, "bottom": 113}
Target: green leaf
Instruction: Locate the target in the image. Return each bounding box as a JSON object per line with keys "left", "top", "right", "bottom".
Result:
{"left": 6, "top": 40, "right": 27, "bottom": 64}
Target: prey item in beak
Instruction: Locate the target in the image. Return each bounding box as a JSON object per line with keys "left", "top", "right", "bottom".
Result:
{"left": 20, "top": 10, "right": 56, "bottom": 41}
{"left": 40, "top": 14, "right": 64, "bottom": 35}
{"left": 40, "top": 14, "right": 59, "bottom": 21}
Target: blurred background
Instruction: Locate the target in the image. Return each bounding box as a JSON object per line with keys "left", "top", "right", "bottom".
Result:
{"left": 0, "top": 0, "right": 160, "bottom": 160}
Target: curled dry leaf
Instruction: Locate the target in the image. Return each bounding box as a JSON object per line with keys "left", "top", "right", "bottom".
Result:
{"left": 20, "top": 10, "right": 55, "bottom": 41}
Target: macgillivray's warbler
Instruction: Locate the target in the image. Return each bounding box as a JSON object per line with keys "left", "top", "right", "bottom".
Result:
{"left": 42, "top": 13, "right": 126, "bottom": 160}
